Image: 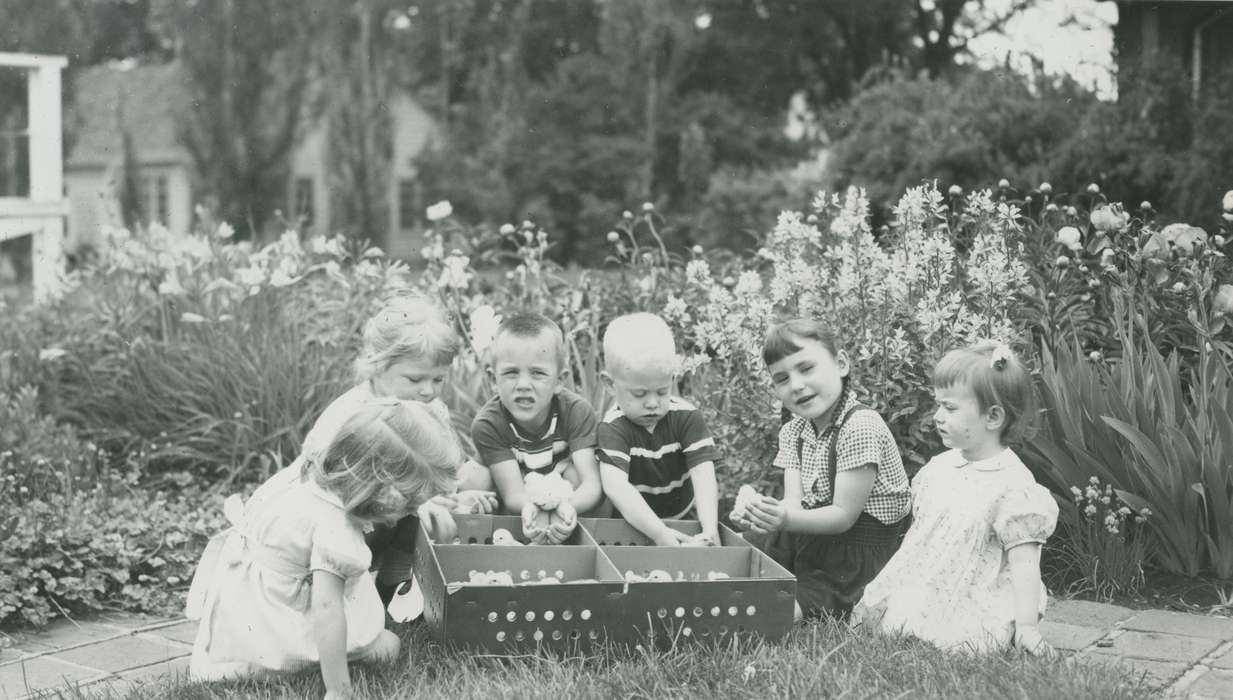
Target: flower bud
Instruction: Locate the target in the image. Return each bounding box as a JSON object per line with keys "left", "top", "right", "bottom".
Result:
{"left": 521, "top": 219, "right": 535, "bottom": 230}
{"left": 623, "top": 210, "right": 634, "bottom": 220}
{"left": 1065, "top": 206, "right": 1077, "bottom": 217}
{"left": 1172, "top": 281, "right": 1186, "bottom": 293}
{"left": 1046, "top": 203, "right": 1059, "bottom": 213}
{"left": 1223, "top": 190, "right": 1233, "bottom": 212}
{"left": 1039, "top": 182, "right": 1053, "bottom": 195}
{"left": 1088, "top": 351, "right": 1103, "bottom": 362}
{"left": 948, "top": 184, "right": 963, "bottom": 197}
{"left": 1055, "top": 255, "right": 1070, "bottom": 268}
{"left": 1088, "top": 278, "right": 1101, "bottom": 288}
{"left": 1140, "top": 201, "right": 1152, "bottom": 211}
{"left": 641, "top": 202, "right": 655, "bottom": 213}
{"left": 806, "top": 214, "right": 819, "bottom": 225}
{"left": 1215, "top": 235, "right": 1226, "bottom": 247}
{"left": 691, "top": 245, "right": 704, "bottom": 255}
{"left": 607, "top": 231, "right": 620, "bottom": 243}
{"left": 1087, "top": 183, "right": 1100, "bottom": 195}
{"left": 500, "top": 223, "right": 516, "bottom": 236}
{"left": 998, "top": 178, "right": 1010, "bottom": 189}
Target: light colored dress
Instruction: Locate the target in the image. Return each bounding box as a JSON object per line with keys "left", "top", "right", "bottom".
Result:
{"left": 852, "top": 447, "right": 1058, "bottom": 653}
{"left": 185, "top": 466, "right": 386, "bottom": 680}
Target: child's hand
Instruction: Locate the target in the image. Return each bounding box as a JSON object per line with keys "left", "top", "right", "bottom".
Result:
{"left": 417, "top": 498, "right": 459, "bottom": 543}
{"left": 454, "top": 490, "right": 499, "bottom": 515}
{"left": 649, "top": 525, "right": 684, "bottom": 546}
{"left": 544, "top": 502, "right": 577, "bottom": 544}
{"left": 746, "top": 496, "right": 788, "bottom": 534}
{"left": 1014, "top": 626, "right": 1057, "bottom": 659}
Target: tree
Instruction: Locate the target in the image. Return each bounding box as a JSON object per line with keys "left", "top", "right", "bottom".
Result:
{"left": 149, "top": 0, "right": 331, "bottom": 238}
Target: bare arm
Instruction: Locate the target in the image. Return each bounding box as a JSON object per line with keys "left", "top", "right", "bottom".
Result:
{"left": 1007, "top": 542, "right": 1054, "bottom": 655}
{"left": 568, "top": 448, "right": 603, "bottom": 514}
{"left": 688, "top": 461, "right": 720, "bottom": 540}
{"left": 600, "top": 463, "right": 679, "bottom": 545}
{"left": 309, "top": 570, "right": 351, "bottom": 697}
{"left": 488, "top": 459, "right": 528, "bottom": 514}
{"left": 748, "top": 465, "right": 876, "bottom": 535}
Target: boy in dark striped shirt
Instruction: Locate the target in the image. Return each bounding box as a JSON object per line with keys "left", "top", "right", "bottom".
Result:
{"left": 597, "top": 312, "right": 720, "bottom": 546}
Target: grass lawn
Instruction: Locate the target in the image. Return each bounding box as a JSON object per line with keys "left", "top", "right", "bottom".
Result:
{"left": 61, "top": 619, "right": 1154, "bottom": 700}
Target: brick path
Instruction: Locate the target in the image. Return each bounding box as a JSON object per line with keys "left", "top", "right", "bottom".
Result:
{"left": 2, "top": 600, "right": 1233, "bottom": 698}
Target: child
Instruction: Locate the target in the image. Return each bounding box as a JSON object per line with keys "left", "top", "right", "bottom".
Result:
{"left": 470, "top": 312, "right": 604, "bottom": 543}
{"left": 597, "top": 312, "right": 720, "bottom": 546}
{"left": 852, "top": 341, "right": 1058, "bottom": 656}
{"left": 187, "top": 400, "right": 461, "bottom": 698}
{"left": 738, "top": 318, "right": 910, "bottom": 621}
{"left": 301, "top": 294, "right": 496, "bottom": 600}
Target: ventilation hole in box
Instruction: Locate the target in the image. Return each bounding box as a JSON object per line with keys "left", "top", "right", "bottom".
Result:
{"left": 562, "top": 610, "right": 574, "bottom": 621}
{"left": 525, "top": 611, "right": 536, "bottom": 622}
{"left": 693, "top": 607, "right": 704, "bottom": 618}
{"left": 534, "top": 629, "right": 544, "bottom": 642}
{"left": 496, "top": 631, "right": 506, "bottom": 642}
{"left": 552, "top": 629, "right": 563, "bottom": 640}
{"left": 656, "top": 608, "right": 668, "bottom": 619}
{"left": 598, "top": 540, "right": 607, "bottom": 545}
{"left": 746, "top": 605, "right": 757, "bottom": 616}
{"left": 467, "top": 537, "right": 478, "bottom": 544}
{"left": 506, "top": 611, "right": 517, "bottom": 622}
{"left": 728, "top": 606, "right": 739, "bottom": 617}
{"left": 487, "top": 612, "right": 498, "bottom": 623}
{"left": 515, "top": 630, "right": 526, "bottom": 642}
{"left": 570, "top": 629, "right": 581, "bottom": 640}
{"left": 483, "top": 536, "right": 493, "bottom": 544}
{"left": 543, "top": 610, "right": 555, "bottom": 622}
{"left": 674, "top": 607, "right": 685, "bottom": 618}
{"left": 581, "top": 609, "right": 592, "bottom": 621}
{"left": 710, "top": 607, "right": 721, "bottom": 617}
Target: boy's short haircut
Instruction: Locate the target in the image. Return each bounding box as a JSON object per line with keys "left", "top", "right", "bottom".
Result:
{"left": 603, "top": 312, "right": 680, "bottom": 376}
{"left": 492, "top": 312, "right": 566, "bottom": 369}
{"left": 353, "top": 294, "right": 460, "bottom": 382}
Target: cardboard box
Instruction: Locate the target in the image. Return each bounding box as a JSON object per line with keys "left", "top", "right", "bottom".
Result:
{"left": 412, "top": 516, "right": 796, "bottom": 652}
{"left": 579, "top": 517, "right": 751, "bottom": 547}
{"left": 452, "top": 513, "right": 592, "bottom": 546}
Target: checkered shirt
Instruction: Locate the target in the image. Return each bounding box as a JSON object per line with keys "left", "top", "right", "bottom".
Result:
{"left": 773, "top": 391, "right": 910, "bottom": 524}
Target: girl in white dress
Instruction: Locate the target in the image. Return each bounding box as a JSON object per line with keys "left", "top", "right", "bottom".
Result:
{"left": 187, "top": 399, "right": 463, "bottom": 699}
{"left": 852, "top": 341, "right": 1059, "bottom": 656}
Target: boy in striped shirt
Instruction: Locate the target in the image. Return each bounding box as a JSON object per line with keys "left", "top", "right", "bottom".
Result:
{"left": 597, "top": 312, "right": 720, "bottom": 546}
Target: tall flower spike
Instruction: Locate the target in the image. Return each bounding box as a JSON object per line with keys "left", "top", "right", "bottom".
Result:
{"left": 990, "top": 343, "right": 1012, "bottom": 370}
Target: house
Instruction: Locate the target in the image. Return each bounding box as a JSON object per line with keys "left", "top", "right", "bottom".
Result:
{"left": 1110, "top": 0, "right": 1233, "bottom": 100}
{"left": 64, "top": 61, "right": 439, "bottom": 255}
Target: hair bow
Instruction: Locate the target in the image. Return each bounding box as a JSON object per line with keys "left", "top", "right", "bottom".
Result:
{"left": 990, "top": 343, "right": 1013, "bottom": 370}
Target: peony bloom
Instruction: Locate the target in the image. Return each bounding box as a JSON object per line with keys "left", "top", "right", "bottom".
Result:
{"left": 1161, "top": 223, "right": 1208, "bottom": 257}
{"left": 1214, "top": 284, "right": 1233, "bottom": 316}
{"left": 1090, "top": 204, "right": 1130, "bottom": 232}
{"left": 426, "top": 200, "right": 453, "bottom": 222}
{"left": 1056, "top": 226, "right": 1082, "bottom": 251}
{"left": 1140, "top": 232, "right": 1171, "bottom": 261}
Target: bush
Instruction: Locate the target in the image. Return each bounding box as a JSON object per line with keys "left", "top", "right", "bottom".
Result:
{"left": 0, "top": 484, "right": 222, "bottom": 628}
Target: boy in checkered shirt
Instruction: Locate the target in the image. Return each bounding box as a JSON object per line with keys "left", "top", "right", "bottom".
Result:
{"left": 735, "top": 318, "right": 910, "bottom": 621}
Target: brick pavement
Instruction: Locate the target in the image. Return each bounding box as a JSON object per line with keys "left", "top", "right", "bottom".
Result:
{"left": 3, "top": 600, "right": 1233, "bottom": 698}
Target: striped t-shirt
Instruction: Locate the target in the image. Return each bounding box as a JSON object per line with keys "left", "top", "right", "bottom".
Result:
{"left": 470, "top": 389, "right": 599, "bottom": 476}
{"left": 596, "top": 397, "right": 717, "bottom": 519}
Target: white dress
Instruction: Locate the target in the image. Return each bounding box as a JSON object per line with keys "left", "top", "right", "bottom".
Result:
{"left": 853, "top": 448, "right": 1058, "bottom": 653}
{"left": 186, "top": 467, "right": 387, "bottom": 679}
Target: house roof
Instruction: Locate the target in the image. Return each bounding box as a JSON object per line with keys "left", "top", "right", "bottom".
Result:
{"left": 66, "top": 61, "right": 192, "bottom": 170}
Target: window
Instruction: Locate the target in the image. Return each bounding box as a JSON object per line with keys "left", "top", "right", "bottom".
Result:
{"left": 0, "top": 68, "right": 29, "bottom": 198}
{"left": 140, "top": 174, "right": 170, "bottom": 225}
{"left": 397, "top": 177, "right": 419, "bottom": 231}
{"left": 293, "top": 176, "right": 314, "bottom": 228}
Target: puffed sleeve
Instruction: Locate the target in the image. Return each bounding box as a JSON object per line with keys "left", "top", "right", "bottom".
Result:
{"left": 309, "top": 514, "right": 373, "bottom": 579}
{"left": 993, "top": 483, "right": 1059, "bottom": 550}
{"left": 772, "top": 421, "right": 802, "bottom": 471}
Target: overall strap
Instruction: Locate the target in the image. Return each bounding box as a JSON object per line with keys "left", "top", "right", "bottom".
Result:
{"left": 795, "top": 402, "right": 875, "bottom": 506}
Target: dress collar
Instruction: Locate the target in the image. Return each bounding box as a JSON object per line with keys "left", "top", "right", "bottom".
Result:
{"left": 954, "top": 448, "right": 1012, "bottom": 471}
